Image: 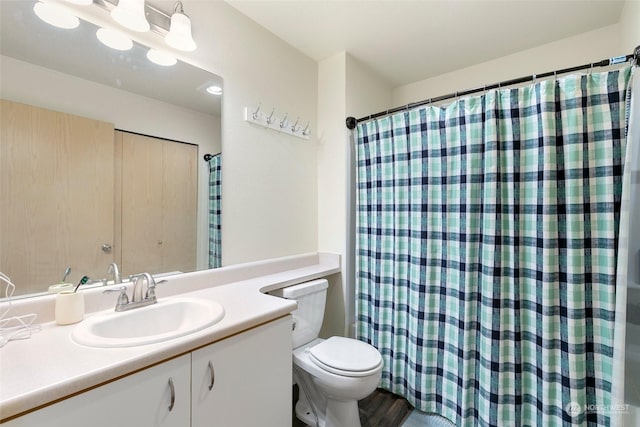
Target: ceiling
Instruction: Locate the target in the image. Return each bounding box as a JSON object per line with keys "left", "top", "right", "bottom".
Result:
{"left": 226, "top": 0, "right": 626, "bottom": 87}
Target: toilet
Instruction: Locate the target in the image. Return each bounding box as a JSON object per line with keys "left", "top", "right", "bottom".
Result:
{"left": 270, "top": 279, "right": 383, "bottom": 427}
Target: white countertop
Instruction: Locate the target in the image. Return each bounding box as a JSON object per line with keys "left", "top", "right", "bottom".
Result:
{"left": 0, "top": 253, "right": 340, "bottom": 421}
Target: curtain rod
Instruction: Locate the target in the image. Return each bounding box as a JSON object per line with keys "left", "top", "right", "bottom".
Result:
{"left": 346, "top": 45, "right": 640, "bottom": 130}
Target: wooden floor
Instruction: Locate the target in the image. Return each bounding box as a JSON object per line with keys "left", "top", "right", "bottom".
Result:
{"left": 292, "top": 387, "right": 413, "bottom": 427}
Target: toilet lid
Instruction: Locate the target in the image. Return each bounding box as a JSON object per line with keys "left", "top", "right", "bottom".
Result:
{"left": 309, "top": 337, "right": 382, "bottom": 374}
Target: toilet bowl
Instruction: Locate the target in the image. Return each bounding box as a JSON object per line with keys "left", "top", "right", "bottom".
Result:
{"left": 270, "top": 279, "right": 383, "bottom": 427}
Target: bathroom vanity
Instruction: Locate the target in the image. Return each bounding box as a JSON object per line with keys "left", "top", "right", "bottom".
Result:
{"left": 0, "top": 253, "right": 340, "bottom": 426}
{"left": 4, "top": 318, "right": 290, "bottom": 427}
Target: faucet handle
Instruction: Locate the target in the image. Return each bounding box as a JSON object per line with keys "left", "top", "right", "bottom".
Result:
{"left": 145, "top": 286, "right": 156, "bottom": 300}
{"left": 103, "top": 286, "right": 129, "bottom": 307}
{"left": 139, "top": 273, "right": 156, "bottom": 299}
{"left": 145, "top": 278, "right": 166, "bottom": 300}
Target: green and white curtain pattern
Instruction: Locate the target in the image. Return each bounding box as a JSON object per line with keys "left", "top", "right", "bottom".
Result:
{"left": 355, "top": 67, "right": 633, "bottom": 426}
{"left": 208, "top": 153, "right": 222, "bottom": 268}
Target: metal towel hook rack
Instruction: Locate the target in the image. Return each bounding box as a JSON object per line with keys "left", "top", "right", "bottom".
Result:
{"left": 243, "top": 104, "right": 310, "bottom": 140}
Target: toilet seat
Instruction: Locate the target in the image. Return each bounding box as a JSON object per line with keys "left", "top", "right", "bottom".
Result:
{"left": 308, "top": 337, "right": 383, "bottom": 378}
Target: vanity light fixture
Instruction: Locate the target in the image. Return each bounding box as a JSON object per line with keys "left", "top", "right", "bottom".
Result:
{"left": 96, "top": 27, "right": 133, "bottom": 50}
{"left": 111, "top": 0, "right": 150, "bottom": 32}
{"left": 36, "top": 0, "right": 198, "bottom": 55}
{"left": 33, "top": 1, "right": 80, "bottom": 29}
{"left": 164, "top": 1, "right": 196, "bottom": 52}
{"left": 146, "top": 49, "right": 177, "bottom": 66}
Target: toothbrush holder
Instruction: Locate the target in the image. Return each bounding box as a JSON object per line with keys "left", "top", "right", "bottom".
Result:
{"left": 55, "top": 291, "right": 85, "bottom": 325}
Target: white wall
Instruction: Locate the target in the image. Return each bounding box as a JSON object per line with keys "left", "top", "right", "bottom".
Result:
{"left": 620, "top": 0, "right": 640, "bottom": 53}
{"left": 393, "top": 24, "right": 622, "bottom": 106}
{"left": 179, "top": 1, "right": 319, "bottom": 266}
{"left": 317, "top": 52, "right": 393, "bottom": 336}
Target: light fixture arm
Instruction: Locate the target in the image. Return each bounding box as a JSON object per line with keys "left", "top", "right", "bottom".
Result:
{"left": 173, "top": 1, "right": 185, "bottom": 14}
{"left": 95, "top": 0, "right": 173, "bottom": 36}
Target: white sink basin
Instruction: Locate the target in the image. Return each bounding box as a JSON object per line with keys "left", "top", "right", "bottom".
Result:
{"left": 72, "top": 297, "right": 225, "bottom": 348}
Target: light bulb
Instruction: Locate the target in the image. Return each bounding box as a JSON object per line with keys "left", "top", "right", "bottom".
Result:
{"left": 33, "top": 1, "right": 79, "bottom": 29}
{"left": 64, "top": 0, "right": 93, "bottom": 5}
{"left": 96, "top": 27, "right": 133, "bottom": 51}
{"left": 165, "top": 11, "right": 196, "bottom": 52}
{"left": 146, "top": 49, "right": 177, "bottom": 66}
{"left": 111, "top": 0, "right": 149, "bottom": 32}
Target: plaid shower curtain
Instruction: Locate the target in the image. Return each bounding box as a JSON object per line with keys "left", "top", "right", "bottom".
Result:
{"left": 355, "top": 67, "right": 633, "bottom": 426}
{"left": 208, "top": 153, "right": 222, "bottom": 268}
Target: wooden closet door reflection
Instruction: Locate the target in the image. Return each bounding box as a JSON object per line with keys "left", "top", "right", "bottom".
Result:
{"left": 0, "top": 100, "right": 115, "bottom": 294}
{"left": 117, "top": 131, "right": 196, "bottom": 277}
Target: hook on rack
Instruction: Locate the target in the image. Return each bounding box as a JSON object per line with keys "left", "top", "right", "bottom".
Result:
{"left": 266, "top": 108, "right": 276, "bottom": 125}
{"left": 291, "top": 117, "right": 300, "bottom": 133}
{"left": 280, "top": 113, "right": 288, "bottom": 129}
{"left": 252, "top": 102, "right": 262, "bottom": 120}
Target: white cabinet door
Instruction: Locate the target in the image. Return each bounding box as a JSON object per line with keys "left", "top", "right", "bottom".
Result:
{"left": 191, "top": 316, "right": 293, "bottom": 427}
{"left": 5, "top": 354, "right": 191, "bottom": 427}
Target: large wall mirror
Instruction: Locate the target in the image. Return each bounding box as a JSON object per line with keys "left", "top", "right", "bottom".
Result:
{"left": 0, "top": 0, "right": 223, "bottom": 298}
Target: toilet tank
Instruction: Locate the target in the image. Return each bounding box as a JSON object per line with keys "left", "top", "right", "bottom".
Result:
{"left": 270, "top": 279, "right": 328, "bottom": 349}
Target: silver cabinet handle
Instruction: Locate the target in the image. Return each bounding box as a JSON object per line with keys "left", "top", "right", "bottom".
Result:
{"left": 168, "top": 377, "right": 175, "bottom": 411}
{"left": 207, "top": 361, "right": 215, "bottom": 391}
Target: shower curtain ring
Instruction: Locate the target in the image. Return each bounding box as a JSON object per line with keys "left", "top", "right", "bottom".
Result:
{"left": 280, "top": 113, "right": 288, "bottom": 129}
{"left": 291, "top": 117, "right": 300, "bottom": 132}
{"left": 302, "top": 121, "right": 310, "bottom": 136}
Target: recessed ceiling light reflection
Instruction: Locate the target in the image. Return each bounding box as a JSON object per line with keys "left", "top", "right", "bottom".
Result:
{"left": 33, "top": 1, "right": 80, "bottom": 29}
{"left": 206, "top": 85, "right": 222, "bottom": 95}
{"left": 96, "top": 27, "right": 133, "bottom": 51}
{"left": 146, "top": 49, "right": 177, "bottom": 66}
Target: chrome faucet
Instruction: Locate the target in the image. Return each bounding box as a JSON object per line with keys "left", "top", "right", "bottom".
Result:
{"left": 106, "top": 262, "right": 121, "bottom": 285}
{"left": 131, "top": 273, "right": 156, "bottom": 303}
{"left": 104, "top": 273, "right": 159, "bottom": 312}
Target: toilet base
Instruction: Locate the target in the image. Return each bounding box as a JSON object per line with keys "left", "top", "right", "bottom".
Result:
{"left": 295, "top": 398, "right": 318, "bottom": 427}
{"left": 324, "top": 400, "right": 361, "bottom": 427}
{"left": 295, "top": 397, "right": 361, "bottom": 427}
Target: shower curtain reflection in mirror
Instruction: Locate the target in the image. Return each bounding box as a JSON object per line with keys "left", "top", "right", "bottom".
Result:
{"left": 208, "top": 154, "right": 222, "bottom": 268}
